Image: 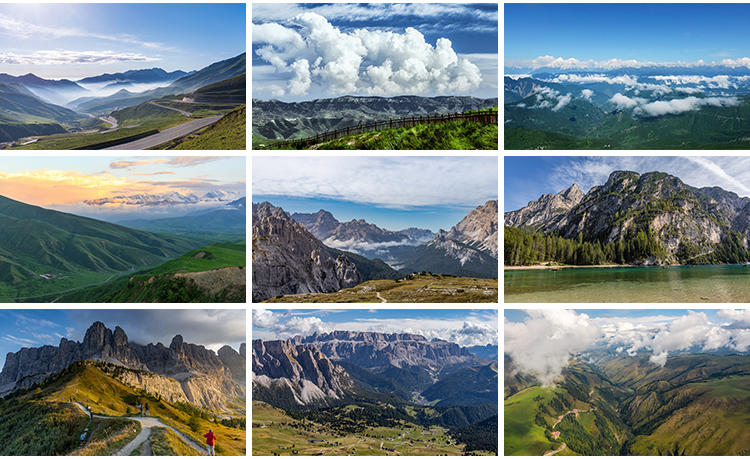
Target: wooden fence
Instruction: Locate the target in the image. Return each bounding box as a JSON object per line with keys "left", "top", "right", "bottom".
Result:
{"left": 259, "top": 108, "right": 497, "bottom": 149}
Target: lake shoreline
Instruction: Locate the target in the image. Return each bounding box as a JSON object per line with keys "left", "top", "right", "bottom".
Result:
{"left": 504, "top": 264, "right": 636, "bottom": 271}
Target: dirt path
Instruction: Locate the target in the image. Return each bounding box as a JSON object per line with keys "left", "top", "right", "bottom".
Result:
{"left": 376, "top": 291, "right": 387, "bottom": 303}
{"left": 551, "top": 407, "right": 597, "bottom": 429}
{"left": 544, "top": 443, "right": 567, "bottom": 456}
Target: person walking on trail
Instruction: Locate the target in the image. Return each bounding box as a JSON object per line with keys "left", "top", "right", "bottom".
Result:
{"left": 204, "top": 429, "right": 217, "bottom": 456}
{"left": 145, "top": 403, "right": 149, "bottom": 416}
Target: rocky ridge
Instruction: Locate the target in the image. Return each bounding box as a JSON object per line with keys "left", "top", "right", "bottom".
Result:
{"left": 505, "top": 170, "right": 750, "bottom": 261}
{"left": 0, "top": 322, "right": 245, "bottom": 411}
{"left": 251, "top": 339, "right": 355, "bottom": 406}
{"left": 288, "top": 331, "right": 484, "bottom": 372}
{"left": 252, "top": 202, "right": 362, "bottom": 302}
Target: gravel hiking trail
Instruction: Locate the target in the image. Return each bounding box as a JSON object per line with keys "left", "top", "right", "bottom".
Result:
{"left": 73, "top": 403, "right": 206, "bottom": 455}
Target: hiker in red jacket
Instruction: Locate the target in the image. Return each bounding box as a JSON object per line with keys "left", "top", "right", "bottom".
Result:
{"left": 204, "top": 429, "right": 217, "bottom": 456}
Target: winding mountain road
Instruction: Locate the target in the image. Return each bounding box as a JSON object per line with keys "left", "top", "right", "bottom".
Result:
{"left": 102, "top": 115, "right": 221, "bottom": 150}
{"left": 149, "top": 100, "right": 192, "bottom": 117}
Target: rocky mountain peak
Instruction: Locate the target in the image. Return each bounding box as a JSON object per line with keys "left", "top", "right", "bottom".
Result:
{"left": 170, "top": 334, "right": 184, "bottom": 349}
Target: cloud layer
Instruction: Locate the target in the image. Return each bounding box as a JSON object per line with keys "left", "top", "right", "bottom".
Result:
{"left": 506, "top": 55, "right": 750, "bottom": 71}
{"left": 253, "top": 12, "right": 483, "bottom": 97}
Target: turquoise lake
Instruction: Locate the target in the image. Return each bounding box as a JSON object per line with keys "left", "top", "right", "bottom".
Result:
{"left": 504, "top": 265, "right": 750, "bottom": 302}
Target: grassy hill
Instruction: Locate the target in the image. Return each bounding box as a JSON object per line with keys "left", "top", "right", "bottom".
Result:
{"left": 0, "top": 360, "right": 246, "bottom": 456}
{"left": 266, "top": 119, "right": 498, "bottom": 150}
{"left": 260, "top": 272, "right": 497, "bottom": 303}
{"left": 155, "top": 105, "right": 246, "bottom": 150}
{"left": 55, "top": 241, "right": 246, "bottom": 303}
{"left": 189, "top": 73, "right": 245, "bottom": 103}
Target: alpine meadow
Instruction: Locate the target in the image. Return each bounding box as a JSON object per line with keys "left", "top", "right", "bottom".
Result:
{"left": 252, "top": 3, "right": 498, "bottom": 150}
{"left": 505, "top": 3, "right": 750, "bottom": 149}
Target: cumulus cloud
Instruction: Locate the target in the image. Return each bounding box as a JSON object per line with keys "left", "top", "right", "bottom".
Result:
{"left": 253, "top": 12, "right": 483, "bottom": 96}
{"left": 504, "top": 309, "right": 601, "bottom": 386}
{"left": 609, "top": 93, "right": 644, "bottom": 110}
{"left": 252, "top": 309, "right": 279, "bottom": 328}
{"left": 580, "top": 89, "right": 593, "bottom": 101}
{"left": 634, "top": 95, "right": 739, "bottom": 117}
{"left": 271, "top": 316, "right": 334, "bottom": 338}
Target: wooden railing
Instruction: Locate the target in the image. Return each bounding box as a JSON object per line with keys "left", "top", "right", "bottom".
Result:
{"left": 258, "top": 108, "right": 497, "bottom": 149}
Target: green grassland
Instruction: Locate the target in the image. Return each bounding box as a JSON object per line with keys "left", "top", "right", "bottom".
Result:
{"left": 147, "top": 241, "right": 246, "bottom": 275}
{"left": 75, "top": 417, "right": 141, "bottom": 456}
{"left": 153, "top": 105, "right": 246, "bottom": 150}
{"left": 267, "top": 119, "right": 498, "bottom": 150}
{"left": 505, "top": 386, "right": 563, "bottom": 456}
{"left": 261, "top": 272, "right": 497, "bottom": 303}
{"left": 252, "top": 401, "right": 470, "bottom": 456}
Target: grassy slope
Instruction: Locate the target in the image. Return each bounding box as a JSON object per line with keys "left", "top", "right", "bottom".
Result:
{"left": 149, "top": 426, "right": 197, "bottom": 456}
{"left": 504, "top": 386, "right": 563, "bottom": 456}
{"left": 269, "top": 119, "right": 497, "bottom": 150}
{"left": 156, "top": 105, "right": 246, "bottom": 150}
{"left": 261, "top": 272, "right": 497, "bottom": 303}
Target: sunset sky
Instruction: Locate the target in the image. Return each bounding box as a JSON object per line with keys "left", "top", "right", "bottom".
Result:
{"left": 0, "top": 156, "right": 246, "bottom": 220}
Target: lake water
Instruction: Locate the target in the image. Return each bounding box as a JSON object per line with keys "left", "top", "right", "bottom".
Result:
{"left": 504, "top": 265, "right": 750, "bottom": 302}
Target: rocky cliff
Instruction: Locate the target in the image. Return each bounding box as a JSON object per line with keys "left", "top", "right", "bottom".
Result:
{"left": 0, "top": 322, "right": 245, "bottom": 410}
{"left": 252, "top": 202, "right": 362, "bottom": 302}
{"left": 252, "top": 339, "right": 355, "bottom": 406}
{"left": 399, "top": 200, "right": 498, "bottom": 277}
{"left": 288, "top": 331, "right": 484, "bottom": 371}
{"left": 505, "top": 170, "right": 750, "bottom": 263}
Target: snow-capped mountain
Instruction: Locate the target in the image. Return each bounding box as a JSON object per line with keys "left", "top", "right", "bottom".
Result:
{"left": 84, "top": 190, "right": 244, "bottom": 207}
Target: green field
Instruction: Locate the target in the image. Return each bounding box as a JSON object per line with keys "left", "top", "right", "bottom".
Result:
{"left": 148, "top": 241, "right": 246, "bottom": 275}
{"left": 153, "top": 105, "right": 246, "bottom": 150}
{"left": 260, "top": 272, "right": 497, "bottom": 303}
{"left": 505, "top": 386, "right": 563, "bottom": 456}
{"left": 252, "top": 402, "right": 473, "bottom": 456}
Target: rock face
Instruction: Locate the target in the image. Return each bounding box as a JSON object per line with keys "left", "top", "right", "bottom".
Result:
{"left": 252, "top": 339, "right": 355, "bottom": 406}
{"left": 288, "top": 331, "right": 482, "bottom": 370}
{"left": 399, "top": 200, "right": 498, "bottom": 277}
{"left": 252, "top": 202, "right": 362, "bottom": 302}
{"left": 505, "top": 170, "right": 750, "bottom": 262}
{"left": 0, "top": 322, "right": 245, "bottom": 411}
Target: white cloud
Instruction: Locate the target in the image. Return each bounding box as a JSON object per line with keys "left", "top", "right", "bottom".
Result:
{"left": 0, "top": 50, "right": 160, "bottom": 65}
{"left": 505, "top": 55, "right": 750, "bottom": 71}
{"left": 271, "top": 316, "right": 334, "bottom": 338}
{"left": 253, "top": 12, "right": 483, "bottom": 97}
{"left": 634, "top": 96, "right": 739, "bottom": 117}
{"left": 252, "top": 156, "right": 497, "bottom": 209}
{"left": 580, "top": 89, "right": 593, "bottom": 101}
{"left": 252, "top": 309, "right": 279, "bottom": 328}
{"left": 609, "top": 93, "right": 644, "bottom": 110}
{"left": 552, "top": 93, "right": 572, "bottom": 112}
{"left": 504, "top": 309, "right": 601, "bottom": 386}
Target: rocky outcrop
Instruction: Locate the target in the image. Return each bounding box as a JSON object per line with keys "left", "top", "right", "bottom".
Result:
{"left": 505, "top": 170, "right": 750, "bottom": 262}
{"left": 288, "top": 331, "right": 483, "bottom": 370}
{"left": 0, "top": 322, "right": 246, "bottom": 410}
{"left": 252, "top": 202, "right": 362, "bottom": 302}
{"left": 252, "top": 339, "right": 355, "bottom": 406}
{"left": 290, "top": 209, "right": 341, "bottom": 240}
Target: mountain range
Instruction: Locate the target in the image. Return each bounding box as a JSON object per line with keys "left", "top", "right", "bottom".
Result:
{"left": 253, "top": 95, "right": 498, "bottom": 140}
{"left": 253, "top": 331, "right": 496, "bottom": 410}
{"left": 291, "top": 209, "right": 434, "bottom": 259}
{"left": 505, "top": 170, "right": 750, "bottom": 265}
{"left": 0, "top": 321, "right": 245, "bottom": 412}
{"left": 505, "top": 72, "right": 750, "bottom": 149}
{"left": 77, "top": 68, "right": 192, "bottom": 86}
{"left": 252, "top": 199, "right": 498, "bottom": 301}
{"left": 84, "top": 190, "right": 244, "bottom": 207}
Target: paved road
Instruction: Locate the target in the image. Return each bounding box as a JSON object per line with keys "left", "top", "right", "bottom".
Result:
{"left": 103, "top": 116, "right": 221, "bottom": 150}
{"left": 149, "top": 100, "right": 191, "bottom": 117}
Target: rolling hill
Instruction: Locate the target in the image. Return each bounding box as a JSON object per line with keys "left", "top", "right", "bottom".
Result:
{"left": 0, "top": 194, "right": 201, "bottom": 300}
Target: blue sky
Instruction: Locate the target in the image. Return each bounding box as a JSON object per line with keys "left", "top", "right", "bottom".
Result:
{"left": 253, "top": 3, "right": 498, "bottom": 101}
{"left": 0, "top": 309, "right": 246, "bottom": 361}
{"left": 253, "top": 308, "right": 498, "bottom": 347}
{"left": 253, "top": 156, "right": 498, "bottom": 233}
{"left": 0, "top": 3, "right": 246, "bottom": 80}
{"left": 505, "top": 3, "right": 750, "bottom": 70}
{"left": 0, "top": 156, "right": 246, "bottom": 220}
{"left": 504, "top": 156, "right": 750, "bottom": 212}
